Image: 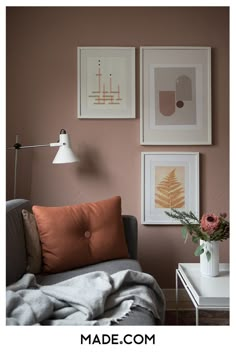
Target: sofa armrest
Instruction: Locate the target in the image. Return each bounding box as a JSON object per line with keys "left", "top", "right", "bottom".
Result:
{"left": 6, "top": 199, "right": 32, "bottom": 285}
{"left": 122, "top": 215, "right": 138, "bottom": 260}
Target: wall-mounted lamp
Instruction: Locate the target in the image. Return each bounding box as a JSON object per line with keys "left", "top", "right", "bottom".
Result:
{"left": 7, "top": 129, "right": 79, "bottom": 199}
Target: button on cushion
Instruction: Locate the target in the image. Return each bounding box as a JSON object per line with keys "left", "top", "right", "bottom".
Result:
{"left": 84, "top": 231, "right": 91, "bottom": 238}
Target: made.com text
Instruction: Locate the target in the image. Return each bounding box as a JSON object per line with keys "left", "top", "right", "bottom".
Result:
{"left": 80, "top": 333, "right": 155, "bottom": 345}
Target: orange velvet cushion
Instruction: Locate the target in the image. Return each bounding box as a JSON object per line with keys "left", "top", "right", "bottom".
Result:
{"left": 32, "top": 196, "right": 129, "bottom": 273}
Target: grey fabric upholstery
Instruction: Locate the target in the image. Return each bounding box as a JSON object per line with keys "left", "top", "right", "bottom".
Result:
{"left": 6, "top": 199, "right": 160, "bottom": 326}
{"left": 36, "top": 259, "right": 142, "bottom": 285}
{"left": 122, "top": 215, "right": 138, "bottom": 259}
{"left": 117, "top": 307, "right": 157, "bottom": 325}
{"left": 6, "top": 199, "right": 32, "bottom": 286}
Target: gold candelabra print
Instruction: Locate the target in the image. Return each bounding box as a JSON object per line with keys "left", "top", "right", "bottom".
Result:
{"left": 88, "top": 60, "right": 122, "bottom": 105}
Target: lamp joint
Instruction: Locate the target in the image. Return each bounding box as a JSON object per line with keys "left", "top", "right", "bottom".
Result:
{"left": 14, "top": 143, "right": 22, "bottom": 150}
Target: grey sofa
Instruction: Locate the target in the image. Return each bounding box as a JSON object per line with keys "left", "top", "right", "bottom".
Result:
{"left": 6, "top": 199, "right": 165, "bottom": 325}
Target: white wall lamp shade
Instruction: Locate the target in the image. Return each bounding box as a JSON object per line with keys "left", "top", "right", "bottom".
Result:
{"left": 51, "top": 130, "right": 79, "bottom": 164}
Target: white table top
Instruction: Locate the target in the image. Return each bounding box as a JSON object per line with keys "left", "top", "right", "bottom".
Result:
{"left": 178, "top": 263, "right": 229, "bottom": 307}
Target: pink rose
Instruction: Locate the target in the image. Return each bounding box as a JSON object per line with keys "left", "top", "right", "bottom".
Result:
{"left": 200, "top": 213, "right": 220, "bottom": 235}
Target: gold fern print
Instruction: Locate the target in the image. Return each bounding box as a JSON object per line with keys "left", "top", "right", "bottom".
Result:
{"left": 155, "top": 168, "right": 185, "bottom": 208}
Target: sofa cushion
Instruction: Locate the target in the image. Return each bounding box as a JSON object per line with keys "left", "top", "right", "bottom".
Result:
{"left": 21, "top": 209, "right": 42, "bottom": 274}
{"left": 36, "top": 259, "right": 142, "bottom": 285}
{"left": 32, "top": 196, "right": 129, "bottom": 273}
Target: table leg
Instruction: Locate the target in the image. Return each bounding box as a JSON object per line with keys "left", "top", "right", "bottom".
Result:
{"left": 175, "top": 270, "right": 179, "bottom": 325}
{"left": 195, "top": 307, "right": 199, "bottom": 326}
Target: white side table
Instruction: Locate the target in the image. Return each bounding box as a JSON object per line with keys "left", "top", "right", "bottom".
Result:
{"left": 176, "top": 263, "right": 229, "bottom": 325}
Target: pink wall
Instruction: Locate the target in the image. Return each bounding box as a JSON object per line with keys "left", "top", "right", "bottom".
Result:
{"left": 6, "top": 7, "right": 229, "bottom": 287}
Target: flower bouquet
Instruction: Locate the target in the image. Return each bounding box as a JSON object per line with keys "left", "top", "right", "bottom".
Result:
{"left": 165, "top": 209, "right": 229, "bottom": 260}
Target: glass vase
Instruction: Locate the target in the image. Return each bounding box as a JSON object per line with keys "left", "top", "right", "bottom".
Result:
{"left": 200, "top": 240, "right": 219, "bottom": 277}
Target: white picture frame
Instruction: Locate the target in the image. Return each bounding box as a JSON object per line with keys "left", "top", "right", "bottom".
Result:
{"left": 140, "top": 47, "right": 211, "bottom": 145}
{"left": 141, "top": 152, "right": 199, "bottom": 224}
{"left": 77, "top": 47, "right": 136, "bottom": 119}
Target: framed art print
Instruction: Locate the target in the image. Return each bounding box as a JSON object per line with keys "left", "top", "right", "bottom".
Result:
{"left": 140, "top": 47, "right": 211, "bottom": 145}
{"left": 77, "top": 47, "right": 135, "bottom": 119}
{"left": 141, "top": 152, "right": 199, "bottom": 224}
